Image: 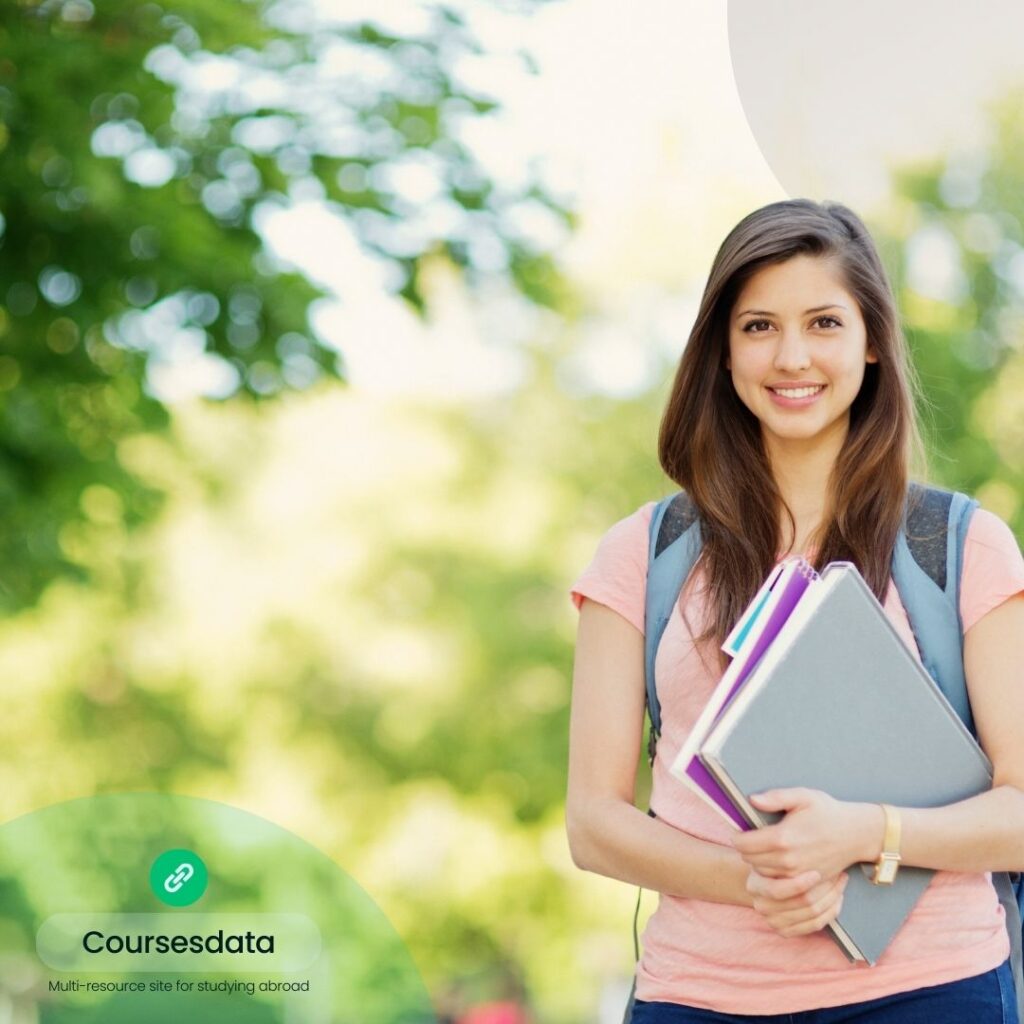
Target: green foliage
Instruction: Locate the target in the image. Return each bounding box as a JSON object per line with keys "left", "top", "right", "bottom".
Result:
{"left": 0, "top": 0, "right": 571, "bottom": 608}
{"left": 881, "top": 90, "right": 1024, "bottom": 533}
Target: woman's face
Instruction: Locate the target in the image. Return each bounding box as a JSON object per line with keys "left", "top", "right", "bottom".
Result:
{"left": 726, "top": 254, "right": 877, "bottom": 455}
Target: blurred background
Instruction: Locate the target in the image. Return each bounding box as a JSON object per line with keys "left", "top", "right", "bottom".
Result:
{"left": 1, "top": 0, "right": 1022, "bottom": 1021}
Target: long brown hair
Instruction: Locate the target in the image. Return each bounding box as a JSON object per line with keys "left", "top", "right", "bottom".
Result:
{"left": 658, "top": 198, "right": 927, "bottom": 649}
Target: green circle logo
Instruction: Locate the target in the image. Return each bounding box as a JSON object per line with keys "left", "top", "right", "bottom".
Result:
{"left": 149, "top": 849, "right": 208, "bottom": 907}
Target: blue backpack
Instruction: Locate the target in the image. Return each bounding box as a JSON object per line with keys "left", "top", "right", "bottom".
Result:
{"left": 630, "top": 482, "right": 1023, "bottom": 1020}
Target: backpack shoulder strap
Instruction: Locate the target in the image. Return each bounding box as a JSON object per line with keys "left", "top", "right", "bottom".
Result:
{"left": 889, "top": 485, "right": 1024, "bottom": 1017}
{"left": 643, "top": 491, "right": 702, "bottom": 763}
{"left": 890, "top": 481, "right": 979, "bottom": 733}
{"left": 646, "top": 483, "right": 979, "bottom": 743}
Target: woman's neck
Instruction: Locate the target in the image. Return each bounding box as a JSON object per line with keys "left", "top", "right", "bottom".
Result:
{"left": 765, "top": 423, "right": 847, "bottom": 554}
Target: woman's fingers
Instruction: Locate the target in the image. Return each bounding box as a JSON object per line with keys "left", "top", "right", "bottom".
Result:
{"left": 745, "top": 869, "right": 820, "bottom": 901}
{"left": 777, "top": 879, "right": 847, "bottom": 937}
{"left": 771, "top": 875, "right": 848, "bottom": 935}
{"left": 750, "top": 875, "right": 835, "bottom": 918}
{"left": 778, "top": 873, "right": 846, "bottom": 913}
{"left": 749, "top": 871, "right": 849, "bottom": 936}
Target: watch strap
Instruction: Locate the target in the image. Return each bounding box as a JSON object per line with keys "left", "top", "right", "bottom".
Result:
{"left": 871, "top": 803, "right": 902, "bottom": 885}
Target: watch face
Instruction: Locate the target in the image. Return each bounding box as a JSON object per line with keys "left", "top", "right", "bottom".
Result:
{"left": 876, "top": 858, "right": 899, "bottom": 885}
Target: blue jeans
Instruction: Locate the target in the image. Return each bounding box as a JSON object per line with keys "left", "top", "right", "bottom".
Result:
{"left": 630, "top": 959, "right": 1018, "bottom": 1023}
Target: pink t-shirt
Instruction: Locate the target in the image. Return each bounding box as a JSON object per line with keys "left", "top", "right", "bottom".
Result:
{"left": 570, "top": 499, "right": 1024, "bottom": 1014}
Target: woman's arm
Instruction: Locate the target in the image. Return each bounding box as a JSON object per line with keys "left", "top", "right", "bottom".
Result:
{"left": 733, "top": 592, "right": 1024, "bottom": 878}
{"left": 567, "top": 598, "right": 753, "bottom": 903}
{"left": 567, "top": 598, "right": 833, "bottom": 906}
{"left": 569, "top": 597, "right": 850, "bottom": 935}
{"left": 881, "top": 589, "right": 1024, "bottom": 871}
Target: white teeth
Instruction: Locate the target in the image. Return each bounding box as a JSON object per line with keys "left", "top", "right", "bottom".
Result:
{"left": 770, "top": 385, "right": 825, "bottom": 398}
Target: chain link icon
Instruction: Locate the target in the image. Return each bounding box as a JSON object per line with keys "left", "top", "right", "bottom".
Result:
{"left": 151, "top": 849, "right": 207, "bottom": 905}
{"left": 163, "top": 862, "right": 195, "bottom": 894}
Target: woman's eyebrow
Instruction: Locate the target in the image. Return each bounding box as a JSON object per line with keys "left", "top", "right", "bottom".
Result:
{"left": 734, "top": 303, "right": 849, "bottom": 320}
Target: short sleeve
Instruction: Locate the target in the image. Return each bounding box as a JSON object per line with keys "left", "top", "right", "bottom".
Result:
{"left": 569, "top": 501, "right": 656, "bottom": 635}
{"left": 960, "top": 507, "right": 1024, "bottom": 634}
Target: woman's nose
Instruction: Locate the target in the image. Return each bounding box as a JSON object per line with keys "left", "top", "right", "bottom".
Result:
{"left": 773, "top": 329, "right": 812, "bottom": 372}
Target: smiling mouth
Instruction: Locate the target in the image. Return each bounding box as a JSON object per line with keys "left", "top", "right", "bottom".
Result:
{"left": 766, "top": 385, "right": 826, "bottom": 398}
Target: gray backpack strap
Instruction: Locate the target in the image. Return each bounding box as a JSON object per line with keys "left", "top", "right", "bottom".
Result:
{"left": 891, "top": 484, "right": 1024, "bottom": 1019}
{"left": 628, "top": 491, "right": 703, "bottom": 1013}
{"left": 643, "top": 492, "right": 702, "bottom": 764}
{"left": 890, "top": 482, "right": 978, "bottom": 733}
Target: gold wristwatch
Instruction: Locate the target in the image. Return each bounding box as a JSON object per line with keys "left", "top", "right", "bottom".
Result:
{"left": 871, "top": 803, "right": 902, "bottom": 885}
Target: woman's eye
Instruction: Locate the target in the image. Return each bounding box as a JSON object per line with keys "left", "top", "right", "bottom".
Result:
{"left": 742, "top": 316, "right": 840, "bottom": 333}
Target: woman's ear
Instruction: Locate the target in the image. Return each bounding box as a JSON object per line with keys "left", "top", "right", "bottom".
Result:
{"left": 866, "top": 346, "right": 879, "bottom": 364}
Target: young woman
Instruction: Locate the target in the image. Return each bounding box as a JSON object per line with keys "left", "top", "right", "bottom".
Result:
{"left": 566, "top": 199, "right": 1024, "bottom": 1023}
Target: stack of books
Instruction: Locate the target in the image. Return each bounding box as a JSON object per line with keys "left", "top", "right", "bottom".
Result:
{"left": 669, "top": 559, "right": 993, "bottom": 964}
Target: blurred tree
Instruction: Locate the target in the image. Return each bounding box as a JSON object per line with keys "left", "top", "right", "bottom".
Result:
{"left": 0, "top": 365, "right": 663, "bottom": 1022}
{"left": 0, "top": 0, "right": 571, "bottom": 608}
{"left": 880, "top": 90, "right": 1024, "bottom": 533}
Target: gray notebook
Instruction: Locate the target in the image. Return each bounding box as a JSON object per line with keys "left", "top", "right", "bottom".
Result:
{"left": 699, "top": 561, "right": 993, "bottom": 964}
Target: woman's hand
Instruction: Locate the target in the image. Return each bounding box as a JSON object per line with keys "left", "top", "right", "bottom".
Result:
{"left": 731, "top": 787, "right": 881, "bottom": 881}
{"left": 746, "top": 867, "right": 849, "bottom": 937}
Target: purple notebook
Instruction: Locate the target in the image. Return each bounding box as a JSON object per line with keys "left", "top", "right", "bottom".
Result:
{"left": 674, "top": 559, "right": 819, "bottom": 829}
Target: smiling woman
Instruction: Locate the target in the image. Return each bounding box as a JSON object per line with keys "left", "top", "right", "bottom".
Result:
{"left": 656, "top": 201, "right": 924, "bottom": 610}
{"left": 566, "top": 199, "right": 1024, "bottom": 1023}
